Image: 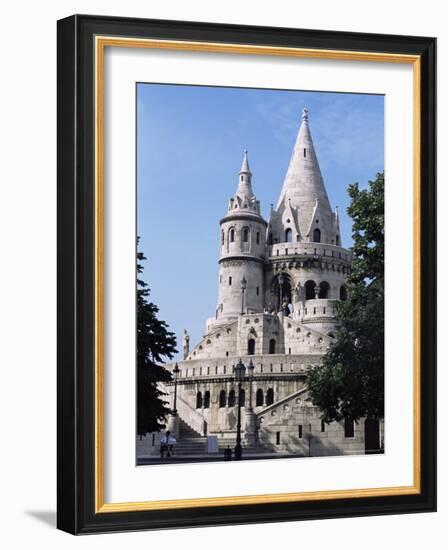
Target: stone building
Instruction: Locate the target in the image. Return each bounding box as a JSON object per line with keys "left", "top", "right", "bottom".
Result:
{"left": 140, "top": 109, "right": 381, "bottom": 459}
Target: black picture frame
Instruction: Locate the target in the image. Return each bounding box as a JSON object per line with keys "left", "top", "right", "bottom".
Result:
{"left": 57, "top": 14, "right": 436, "bottom": 534}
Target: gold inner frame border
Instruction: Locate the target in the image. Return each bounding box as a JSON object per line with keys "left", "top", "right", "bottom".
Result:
{"left": 94, "top": 35, "right": 421, "bottom": 514}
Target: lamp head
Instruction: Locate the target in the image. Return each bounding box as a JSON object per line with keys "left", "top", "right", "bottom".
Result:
{"left": 247, "top": 358, "right": 255, "bottom": 377}
{"left": 234, "top": 358, "right": 246, "bottom": 381}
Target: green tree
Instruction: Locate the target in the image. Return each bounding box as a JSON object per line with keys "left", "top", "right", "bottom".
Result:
{"left": 307, "top": 172, "right": 384, "bottom": 423}
{"left": 137, "top": 239, "right": 177, "bottom": 436}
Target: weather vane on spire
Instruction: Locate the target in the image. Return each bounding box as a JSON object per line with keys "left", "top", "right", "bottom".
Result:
{"left": 302, "top": 108, "right": 309, "bottom": 121}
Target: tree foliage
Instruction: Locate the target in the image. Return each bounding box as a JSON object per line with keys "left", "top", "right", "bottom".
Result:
{"left": 137, "top": 239, "right": 177, "bottom": 436}
{"left": 307, "top": 172, "right": 384, "bottom": 423}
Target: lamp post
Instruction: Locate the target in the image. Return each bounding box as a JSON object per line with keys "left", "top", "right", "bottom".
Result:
{"left": 247, "top": 359, "right": 254, "bottom": 412}
{"left": 240, "top": 276, "right": 247, "bottom": 314}
{"left": 234, "top": 358, "right": 246, "bottom": 460}
{"left": 172, "top": 363, "right": 180, "bottom": 415}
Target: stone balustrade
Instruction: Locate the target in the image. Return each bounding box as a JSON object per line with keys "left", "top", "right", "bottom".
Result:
{"left": 269, "top": 241, "right": 352, "bottom": 263}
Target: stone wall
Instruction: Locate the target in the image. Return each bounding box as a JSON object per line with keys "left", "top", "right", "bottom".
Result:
{"left": 256, "top": 390, "right": 366, "bottom": 456}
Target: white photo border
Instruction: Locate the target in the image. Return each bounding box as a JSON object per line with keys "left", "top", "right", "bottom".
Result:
{"left": 97, "top": 39, "right": 419, "bottom": 509}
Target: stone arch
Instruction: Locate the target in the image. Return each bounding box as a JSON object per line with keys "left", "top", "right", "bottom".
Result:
{"left": 219, "top": 390, "right": 226, "bottom": 408}
{"left": 239, "top": 389, "right": 246, "bottom": 407}
{"left": 340, "top": 284, "right": 348, "bottom": 301}
{"left": 228, "top": 389, "right": 236, "bottom": 407}
{"left": 269, "top": 339, "right": 276, "bottom": 354}
{"left": 203, "top": 390, "right": 210, "bottom": 409}
{"left": 312, "top": 228, "right": 321, "bottom": 243}
{"left": 266, "top": 388, "right": 274, "bottom": 406}
{"left": 227, "top": 226, "right": 235, "bottom": 251}
{"left": 241, "top": 226, "right": 250, "bottom": 252}
{"left": 196, "top": 391, "right": 203, "bottom": 409}
{"left": 270, "top": 272, "right": 293, "bottom": 312}
{"left": 305, "top": 280, "right": 317, "bottom": 300}
{"left": 319, "top": 281, "right": 330, "bottom": 299}
{"left": 248, "top": 338, "right": 256, "bottom": 355}
{"left": 285, "top": 228, "right": 293, "bottom": 242}
{"left": 256, "top": 388, "right": 264, "bottom": 406}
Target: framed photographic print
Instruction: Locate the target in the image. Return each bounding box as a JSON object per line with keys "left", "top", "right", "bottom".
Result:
{"left": 57, "top": 14, "right": 436, "bottom": 534}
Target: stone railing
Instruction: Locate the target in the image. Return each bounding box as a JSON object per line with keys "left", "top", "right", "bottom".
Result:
{"left": 175, "top": 394, "right": 207, "bottom": 436}
{"left": 295, "top": 299, "right": 339, "bottom": 321}
{"left": 160, "top": 380, "right": 207, "bottom": 435}
{"left": 269, "top": 242, "right": 351, "bottom": 263}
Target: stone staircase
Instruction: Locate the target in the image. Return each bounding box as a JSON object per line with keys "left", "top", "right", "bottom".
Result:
{"left": 173, "top": 418, "right": 264, "bottom": 457}
{"left": 173, "top": 418, "right": 208, "bottom": 455}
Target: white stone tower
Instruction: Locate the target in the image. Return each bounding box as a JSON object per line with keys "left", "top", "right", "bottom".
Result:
{"left": 265, "top": 108, "right": 350, "bottom": 334}
{"left": 214, "top": 150, "right": 267, "bottom": 325}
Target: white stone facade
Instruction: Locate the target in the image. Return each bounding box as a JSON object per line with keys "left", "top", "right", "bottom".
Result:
{"left": 159, "top": 110, "right": 379, "bottom": 458}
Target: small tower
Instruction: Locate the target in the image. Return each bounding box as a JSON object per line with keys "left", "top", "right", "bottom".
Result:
{"left": 214, "top": 151, "right": 267, "bottom": 324}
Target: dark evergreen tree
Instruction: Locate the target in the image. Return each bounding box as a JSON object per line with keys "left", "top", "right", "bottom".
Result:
{"left": 137, "top": 239, "right": 177, "bottom": 436}
{"left": 307, "top": 172, "right": 384, "bottom": 423}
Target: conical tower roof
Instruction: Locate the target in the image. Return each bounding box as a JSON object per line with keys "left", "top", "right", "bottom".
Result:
{"left": 276, "top": 109, "right": 334, "bottom": 239}
{"left": 222, "top": 150, "right": 265, "bottom": 221}
{"left": 235, "top": 149, "right": 254, "bottom": 203}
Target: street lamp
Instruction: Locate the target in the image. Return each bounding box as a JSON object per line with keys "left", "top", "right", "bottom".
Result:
{"left": 234, "top": 358, "right": 246, "bottom": 460}
{"left": 172, "top": 363, "right": 180, "bottom": 415}
{"left": 240, "top": 276, "right": 247, "bottom": 314}
{"left": 247, "top": 359, "right": 254, "bottom": 412}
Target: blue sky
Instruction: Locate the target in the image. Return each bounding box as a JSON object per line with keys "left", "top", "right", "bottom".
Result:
{"left": 137, "top": 84, "right": 384, "bottom": 360}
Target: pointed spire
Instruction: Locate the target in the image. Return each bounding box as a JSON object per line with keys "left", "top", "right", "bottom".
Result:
{"left": 235, "top": 149, "right": 254, "bottom": 202}
{"left": 240, "top": 149, "right": 251, "bottom": 175}
{"left": 224, "top": 149, "right": 264, "bottom": 219}
{"left": 275, "top": 108, "right": 334, "bottom": 242}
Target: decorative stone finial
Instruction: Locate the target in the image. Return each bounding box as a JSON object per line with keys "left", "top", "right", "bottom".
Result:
{"left": 240, "top": 149, "right": 251, "bottom": 174}
{"left": 302, "top": 108, "right": 309, "bottom": 121}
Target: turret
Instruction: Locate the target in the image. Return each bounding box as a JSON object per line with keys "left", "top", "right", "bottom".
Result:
{"left": 214, "top": 151, "right": 267, "bottom": 324}
{"left": 265, "top": 109, "right": 351, "bottom": 331}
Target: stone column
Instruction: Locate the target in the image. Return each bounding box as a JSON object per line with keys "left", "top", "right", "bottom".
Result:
{"left": 166, "top": 413, "right": 180, "bottom": 439}
{"left": 244, "top": 411, "right": 258, "bottom": 445}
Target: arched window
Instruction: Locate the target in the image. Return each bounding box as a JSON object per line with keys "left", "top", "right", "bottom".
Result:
{"left": 239, "top": 389, "right": 246, "bottom": 407}
{"left": 305, "top": 280, "right": 317, "bottom": 300}
{"left": 313, "top": 228, "right": 321, "bottom": 243}
{"left": 340, "top": 285, "right": 347, "bottom": 301}
{"left": 319, "top": 281, "right": 330, "bottom": 299}
{"left": 256, "top": 388, "right": 264, "bottom": 407}
{"left": 219, "top": 390, "right": 226, "bottom": 408}
{"left": 196, "top": 392, "right": 203, "bottom": 409}
{"left": 229, "top": 228, "right": 235, "bottom": 242}
{"left": 203, "top": 391, "right": 210, "bottom": 409}
{"left": 269, "top": 339, "right": 276, "bottom": 354}
{"left": 256, "top": 231, "right": 260, "bottom": 245}
{"left": 344, "top": 417, "right": 355, "bottom": 438}
{"left": 241, "top": 227, "right": 250, "bottom": 252}
{"left": 248, "top": 338, "right": 255, "bottom": 355}
{"left": 266, "top": 388, "right": 274, "bottom": 406}
{"left": 285, "top": 228, "right": 292, "bottom": 242}
{"left": 228, "top": 389, "right": 236, "bottom": 407}
{"left": 335, "top": 234, "right": 340, "bottom": 246}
